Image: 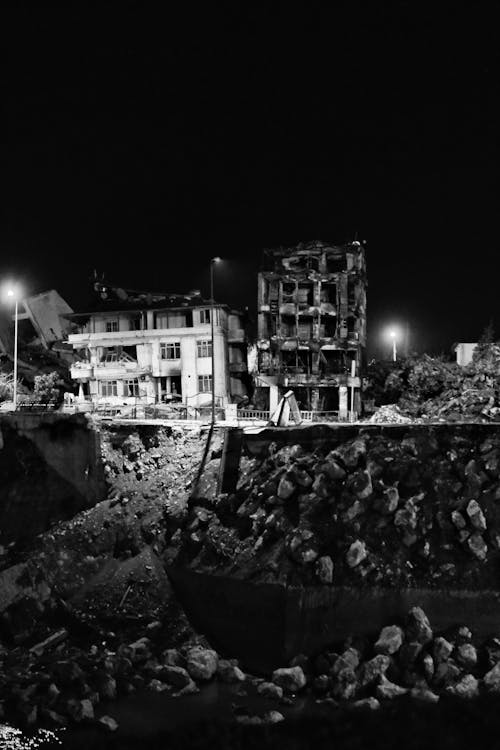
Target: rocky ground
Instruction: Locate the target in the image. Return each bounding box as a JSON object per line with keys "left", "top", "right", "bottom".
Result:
{"left": 177, "top": 428, "right": 500, "bottom": 588}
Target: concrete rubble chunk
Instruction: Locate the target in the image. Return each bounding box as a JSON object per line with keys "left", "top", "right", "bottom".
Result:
{"left": 433, "top": 637, "right": 454, "bottom": 663}
{"left": 467, "top": 532, "right": 488, "bottom": 561}
{"left": 346, "top": 540, "right": 368, "bottom": 568}
{"left": 351, "top": 697, "right": 380, "bottom": 710}
{"left": 410, "top": 687, "right": 439, "bottom": 703}
{"left": 456, "top": 643, "right": 477, "bottom": 669}
{"left": 466, "top": 500, "right": 487, "bottom": 531}
{"left": 451, "top": 511, "right": 466, "bottom": 530}
{"left": 315, "top": 555, "right": 334, "bottom": 584}
{"left": 374, "top": 625, "right": 404, "bottom": 655}
{"left": 359, "top": 654, "right": 391, "bottom": 687}
{"left": 263, "top": 710, "right": 285, "bottom": 724}
{"left": 277, "top": 475, "right": 295, "bottom": 500}
{"left": 446, "top": 674, "right": 479, "bottom": 699}
{"left": 331, "top": 648, "right": 360, "bottom": 676}
{"left": 162, "top": 665, "right": 192, "bottom": 689}
{"left": 483, "top": 662, "right": 500, "bottom": 692}
{"left": 405, "top": 607, "right": 433, "bottom": 644}
{"left": 375, "top": 675, "right": 408, "bottom": 700}
{"left": 257, "top": 681, "right": 283, "bottom": 699}
{"left": 272, "top": 666, "right": 307, "bottom": 693}
{"left": 97, "top": 715, "right": 119, "bottom": 732}
{"left": 217, "top": 659, "right": 246, "bottom": 683}
{"left": 331, "top": 667, "right": 358, "bottom": 700}
{"left": 186, "top": 646, "right": 218, "bottom": 681}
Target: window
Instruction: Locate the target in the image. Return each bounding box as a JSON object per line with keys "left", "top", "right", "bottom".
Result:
{"left": 160, "top": 342, "right": 181, "bottom": 360}
{"left": 106, "top": 320, "right": 119, "bottom": 332}
{"left": 102, "top": 348, "right": 118, "bottom": 363}
{"left": 124, "top": 379, "right": 140, "bottom": 397}
{"left": 199, "top": 309, "right": 211, "bottom": 324}
{"left": 197, "top": 340, "right": 212, "bottom": 358}
{"left": 198, "top": 374, "right": 212, "bottom": 393}
{"left": 99, "top": 380, "right": 118, "bottom": 397}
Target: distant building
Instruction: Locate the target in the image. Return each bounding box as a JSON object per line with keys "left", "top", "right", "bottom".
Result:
{"left": 255, "top": 240, "right": 367, "bottom": 418}
{"left": 454, "top": 342, "right": 477, "bottom": 366}
{"left": 67, "top": 284, "right": 248, "bottom": 409}
{"left": 0, "top": 289, "right": 73, "bottom": 353}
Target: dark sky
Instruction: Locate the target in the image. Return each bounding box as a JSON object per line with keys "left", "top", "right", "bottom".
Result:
{"left": 1, "top": 2, "right": 498, "bottom": 356}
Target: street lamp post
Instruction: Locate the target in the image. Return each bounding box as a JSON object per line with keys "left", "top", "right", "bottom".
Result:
{"left": 7, "top": 288, "right": 19, "bottom": 409}
{"left": 210, "top": 257, "right": 222, "bottom": 424}
{"left": 390, "top": 330, "right": 397, "bottom": 362}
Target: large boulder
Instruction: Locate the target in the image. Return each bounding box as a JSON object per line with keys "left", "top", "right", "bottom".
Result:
{"left": 374, "top": 625, "right": 404, "bottom": 655}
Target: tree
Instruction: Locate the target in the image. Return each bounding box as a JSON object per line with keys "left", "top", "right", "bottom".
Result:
{"left": 32, "top": 372, "right": 63, "bottom": 405}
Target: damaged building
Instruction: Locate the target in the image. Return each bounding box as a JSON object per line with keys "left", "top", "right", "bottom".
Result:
{"left": 255, "top": 240, "right": 367, "bottom": 418}
{"left": 67, "top": 283, "right": 249, "bottom": 410}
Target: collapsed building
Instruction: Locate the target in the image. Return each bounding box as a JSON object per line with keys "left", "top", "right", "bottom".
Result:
{"left": 67, "top": 283, "right": 249, "bottom": 410}
{"left": 255, "top": 240, "right": 367, "bottom": 418}
{"left": 0, "top": 289, "right": 74, "bottom": 354}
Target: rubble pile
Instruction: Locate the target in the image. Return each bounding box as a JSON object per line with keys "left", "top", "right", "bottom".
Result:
{"left": 366, "top": 351, "right": 500, "bottom": 423}
{"left": 176, "top": 429, "right": 500, "bottom": 587}
{"left": 4, "top": 605, "right": 500, "bottom": 730}
{"left": 259, "top": 606, "right": 500, "bottom": 709}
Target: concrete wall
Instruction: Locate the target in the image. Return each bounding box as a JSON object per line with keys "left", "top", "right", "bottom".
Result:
{"left": 0, "top": 413, "right": 105, "bottom": 544}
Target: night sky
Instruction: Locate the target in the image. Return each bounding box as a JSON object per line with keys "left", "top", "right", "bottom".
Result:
{"left": 1, "top": 3, "right": 498, "bottom": 357}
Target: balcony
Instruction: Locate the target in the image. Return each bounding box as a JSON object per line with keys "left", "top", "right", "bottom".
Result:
{"left": 229, "top": 362, "right": 247, "bottom": 373}
{"left": 70, "top": 362, "right": 93, "bottom": 380}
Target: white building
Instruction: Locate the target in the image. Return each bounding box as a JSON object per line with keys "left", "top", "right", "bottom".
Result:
{"left": 454, "top": 342, "right": 477, "bottom": 367}
{"left": 67, "top": 286, "right": 248, "bottom": 411}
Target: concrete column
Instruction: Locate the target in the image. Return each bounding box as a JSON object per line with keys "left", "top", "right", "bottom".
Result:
{"left": 269, "top": 384, "right": 279, "bottom": 413}
{"left": 339, "top": 385, "right": 348, "bottom": 420}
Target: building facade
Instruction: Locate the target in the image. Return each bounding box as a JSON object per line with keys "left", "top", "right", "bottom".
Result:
{"left": 255, "top": 240, "right": 367, "bottom": 418}
{"left": 67, "top": 285, "right": 248, "bottom": 410}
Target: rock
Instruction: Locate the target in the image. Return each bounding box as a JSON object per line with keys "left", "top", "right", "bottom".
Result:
{"left": 129, "top": 637, "right": 152, "bottom": 662}
{"left": 433, "top": 660, "right": 461, "bottom": 688}
{"left": 394, "top": 501, "right": 418, "bottom": 530}
{"left": 374, "top": 625, "right": 404, "bottom": 655}
{"left": 351, "top": 697, "right": 380, "bottom": 710}
{"left": 315, "top": 556, "right": 334, "bottom": 584}
{"left": 451, "top": 511, "right": 466, "bottom": 530}
{"left": 456, "top": 643, "right": 477, "bottom": 669}
{"left": 272, "top": 666, "right": 306, "bottom": 693}
{"left": 466, "top": 500, "right": 487, "bottom": 531}
{"left": 446, "top": 674, "right": 479, "bottom": 699}
{"left": 433, "top": 637, "right": 454, "bottom": 662}
{"left": 161, "top": 665, "right": 192, "bottom": 689}
{"left": 97, "top": 715, "right": 119, "bottom": 732}
{"left": 422, "top": 654, "right": 434, "bottom": 682}
{"left": 331, "top": 648, "right": 360, "bottom": 675}
{"left": 331, "top": 668, "right": 358, "bottom": 700}
{"left": 186, "top": 646, "right": 218, "bottom": 681}
{"left": 257, "top": 681, "right": 283, "bottom": 699}
{"left": 483, "top": 662, "right": 500, "bottom": 692}
{"left": 410, "top": 687, "right": 439, "bottom": 703}
{"left": 277, "top": 475, "right": 295, "bottom": 500}
{"left": 217, "top": 659, "right": 245, "bottom": 683}
{"left": 467, "top": 533, "right": 488, "bottom": 561}
{"left": 312, "top": 473, "right": 331, "bottom": 499}
{"left": 263, "top": 710, "right": 285, "bottom": 724}
{"left": 349, "top": 470, "right": 372, "bottom": 500}
{"left": 323, "top": 457, "right": 347, "bottom": 481}
{"left": 375, "top": 675, "right": 408, "bottom": 700}
{"left": 346, "top": 540, "right": 368, "bottom": 568}
{"left": 359, "top": 655, "right": 391, "bottom": 687}
{"left": 405, "top": 607, "right": 433, "bottom": 644}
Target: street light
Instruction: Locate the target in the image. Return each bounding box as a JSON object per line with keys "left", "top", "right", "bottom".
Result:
{"left": 210, "top": 257, "right": 222, "bottom": 424}
{"left": 389, "top": 329, "right": 397, "bottom": 362}
{"left": 6, "top": 286, "right": 20, "bottom": 409}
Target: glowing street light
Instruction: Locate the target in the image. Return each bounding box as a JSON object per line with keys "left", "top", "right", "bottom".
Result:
{"left": 389, "top": 329, "right": 397, "bottom": 362}
{"left": 5, "top": 285, "right": 21, "bottom": 409}
{"left": 210, "top": 257, "right": 222, "bottom": 425}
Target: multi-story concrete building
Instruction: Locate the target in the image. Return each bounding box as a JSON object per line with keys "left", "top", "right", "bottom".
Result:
{"left": 255, "top": 240, "right": 367, "bottom": 418}
{"left": 67, "top": 284, "right": 248, "bottom": 411}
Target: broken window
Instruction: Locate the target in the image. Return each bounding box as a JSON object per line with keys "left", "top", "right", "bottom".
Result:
{"left": 298, "top": 321, "right": 313, "bottom": 339}
{"left": 281, "top": 314, "right": 296, "bottom": 337}
{"left": 198, "top": 374, "right": 212, "bottom": 393}
{"left": 199, "top": 309, "right": 211, "bottom": 324}
{"left": 326, "top": 255, "right": 347, "bottom": 273}
{"left": 282, "top": 283, "right": 295, "bottom": 302}
{"left": 320, "top": 283, "right": 337, "bottom": 305}
{"left": 197, "top": 340, "right": 212, "bottom": 358}
{"left": 306, "top": 256, "right": 320, "bottom": 271}
{"left": 129, "top": 315, "right": 142, "bottom": 331}
{"left": 320, "top": 350, "right": 345, "bottom": 375}
{"left": 160, "top": 342, "right": 181, "bottom": 360}
{"left": 102, "top": 348, "right": 118, "bottom": 363}
{"left": 124, "top": 379, "right": 140, "bottom": 397}
{"left": 319, "top": 316, "right": 337, "bottom": 338}
{"left": 297, "top": 284, "right": 313, "bottom": 308}
{"left": 106, "top": 320, "right": 119, "bottom": 333}
{"left": 99, "top": 380, "right": 118, "bottom": 397}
